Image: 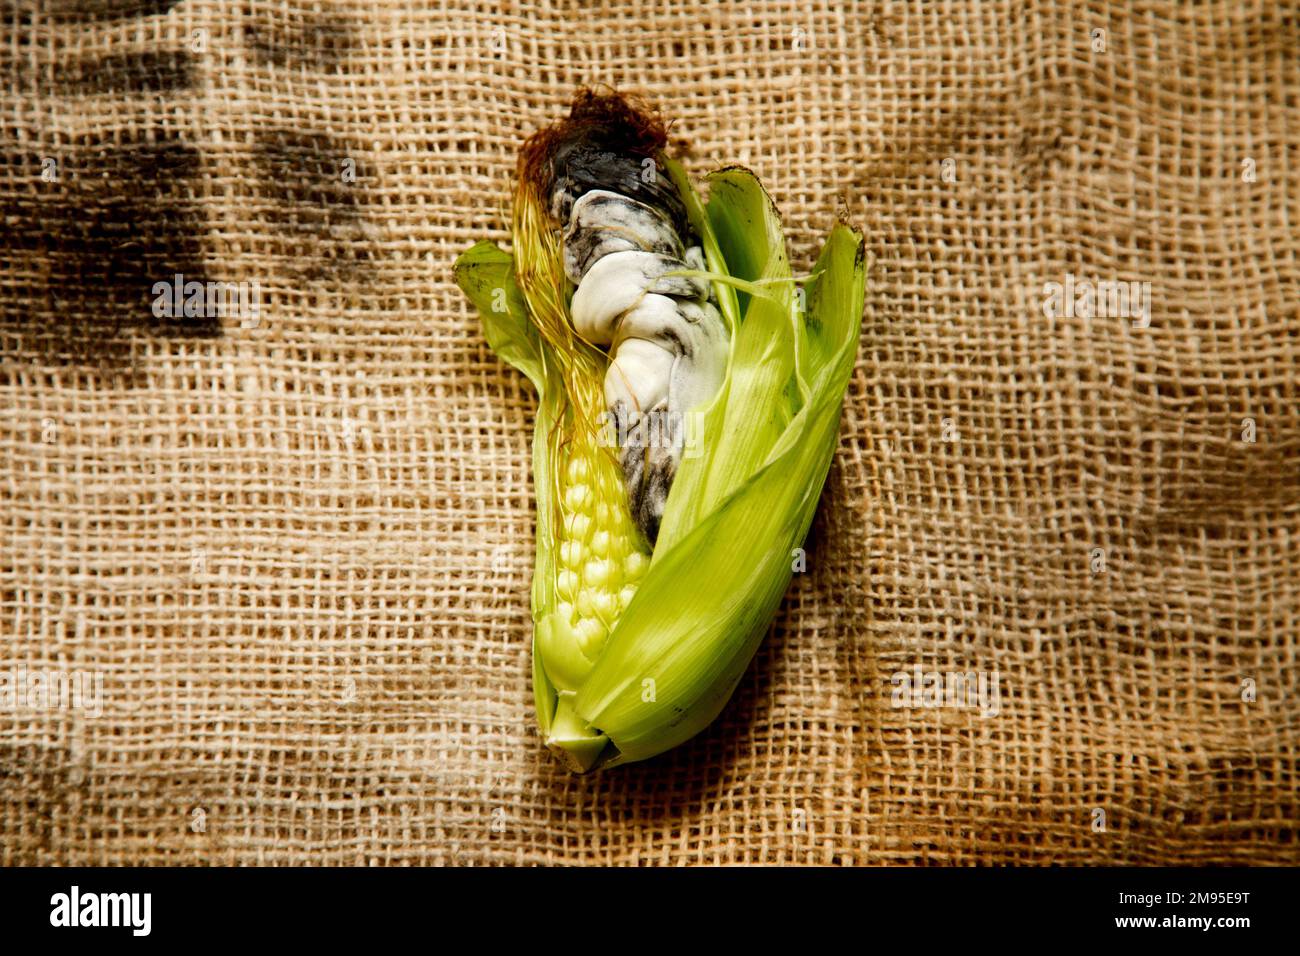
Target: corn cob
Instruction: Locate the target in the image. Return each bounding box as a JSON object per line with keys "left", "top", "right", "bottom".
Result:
{"left": 455, "top": 91, "right": 865, "bottom": 772}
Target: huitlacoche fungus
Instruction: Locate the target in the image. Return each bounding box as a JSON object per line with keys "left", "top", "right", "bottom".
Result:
{"left": 554, "top": 176, "right": 729, "bottom": 545}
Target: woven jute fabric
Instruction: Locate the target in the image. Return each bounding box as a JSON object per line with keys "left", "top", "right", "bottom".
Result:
{"left": 1, "top": 0, "right": 1297, "bottom": 866}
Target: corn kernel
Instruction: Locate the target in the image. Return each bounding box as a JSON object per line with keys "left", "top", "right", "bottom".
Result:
{"left": 591, "top": 590, "right": 619, "bottom": 621}
{"left": 618, "top": 585, "right": 637, "bottom": 612}
{"left": 555, "top": 601, "right": 576, "bottom": 625}
{"left": 566, "top": 456, "right": 591, "bottom": 484}
{"left": 559, "top": 540, "right": 583, "bottom": 568}
{"left": 574, "top": 617, "right": 607, "bottom": 657}
{"left": 609, "top": 531, "right": 631, "bottom": 560}
{"left": 583, "top": 559, "right": 614, "bottom": 589}
{"left": 624, "top": 551, "right": 647, "bottom": 581}
{"left": 564, "top": 512, "right": 592, "bottom": 541}
{"left": 564, "top": 483, "right": 592, "bottom": 512}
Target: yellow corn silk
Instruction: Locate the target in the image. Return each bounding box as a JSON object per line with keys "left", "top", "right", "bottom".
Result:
{"left": 455, "top": 101, "right": 865, "bottom": 773}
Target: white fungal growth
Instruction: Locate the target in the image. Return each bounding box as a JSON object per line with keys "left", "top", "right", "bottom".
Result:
{"left": 562, "top": 191, "right": 683, "bottom": 283}
{"left": 558, "top": 188, "right": 729, "bottom": 544}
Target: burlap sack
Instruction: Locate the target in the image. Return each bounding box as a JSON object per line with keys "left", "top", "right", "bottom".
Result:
{"left": 1, "top": 0, "right": 1296, "bottom": 865}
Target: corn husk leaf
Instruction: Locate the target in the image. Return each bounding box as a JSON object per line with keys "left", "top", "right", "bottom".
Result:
{"left": 657, "top": 163, "right": 798, "bottom": 551}
{"left": 453, "top": 240, "right": 562, "bottom": 737}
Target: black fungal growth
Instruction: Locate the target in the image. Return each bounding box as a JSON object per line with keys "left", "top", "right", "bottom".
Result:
{"left": 520, "top": 89, "right": 689, "bottom": 235}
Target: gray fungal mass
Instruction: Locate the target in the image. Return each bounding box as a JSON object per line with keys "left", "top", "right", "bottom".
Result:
{"left": 552, "top": 154, "right": 729, "bottom": 546}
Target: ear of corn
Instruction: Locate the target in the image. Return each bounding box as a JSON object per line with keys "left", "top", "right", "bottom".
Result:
{"left": 455, "top": 144, "right": 865, "bottom": 773}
